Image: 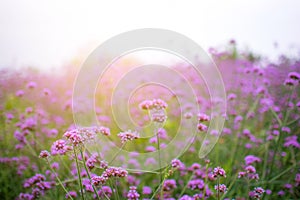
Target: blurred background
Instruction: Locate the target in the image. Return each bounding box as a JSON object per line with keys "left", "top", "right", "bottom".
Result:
{"left": 0, "top": 0, "right": 300, "bottom": 72}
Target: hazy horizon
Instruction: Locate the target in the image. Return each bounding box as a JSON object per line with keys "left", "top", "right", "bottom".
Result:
{"left": 1, "top": 0, "right": 300, "bottom": 71}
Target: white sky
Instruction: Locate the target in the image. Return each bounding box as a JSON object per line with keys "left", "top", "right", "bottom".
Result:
{"left": 1, "top": 0, "right": 300, "bottom": 70}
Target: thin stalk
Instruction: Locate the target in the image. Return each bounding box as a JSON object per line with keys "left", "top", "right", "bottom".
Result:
{"left": 286, "top": 117, "right": 300, "bottom": 126}
{"left": 246, "top": 179, "right": 250, "bottom": 200}
{"left": 46, "top": 159, "right": 74, "bottom": 200}
{"left": 217, "top": 177, "right": 220, "bottom": 200}
{"left": 179, "top": 172, "right": 194, "bottom": 197}
{"left": 150, "top": 168, "right": 168, "bottom": 200}
{"left": 203, "top": 163, "right": 209, "bottom": 200}
{"left": 156, "top": 126, "right": 164, "bottom": 199}
{"left": 100, "top": 185, "right": 111, "bottom": 200}
{"left": 57, "top": 178, "right": 77, "bottom": 186}
{"left": 261, "top": 142, "right": 269, "bottom": 180}
{"left": 108, "top": 143, "right": 126, "bottom": 165}
{"left": 114, "top": 178, "right": 120, "bottom": 200}
{"left": 109, "top": 179, "right": 118, "bottom": 200}
{"left": 80, "top": 149, "right": 101, "bottom": 200}
{"left": 283, "top": 86, "right": 295, "bottom": 124}
{"left": 269, "top": 164, "right": 296, "bottom": 182}
{"left": 220, "top": 173, "right": 237, "bottom": 199}
{"left": 25, "top": 140, "right": 38, "bottom": 156}
{"left": 59, "top": 155, "right": 71, "bottom": 172}
{"left": 74, "top": 148, "right": 85, "bottom": 200}
{"left": 269, "top": 108, "right": 282, "bottom": 126}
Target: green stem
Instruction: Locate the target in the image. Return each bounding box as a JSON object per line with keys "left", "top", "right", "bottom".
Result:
{"left": 74, "top": 148, "right": 85, "bottom": 200}
{"left": 246, "top": 179, "right": 250, "bottom": 200}
{"left": 283, "top": 86, "right": 295, "bottom": 124}
{"left": 220, "top": 173, "right": 237, "bottom": 199}
{"left": 269, "top": 108, "right": 282, "bottom": 126}
{"left": 114, "top": 178, "right": 120, "bottom": 200}
{"left": 156, "top": 126, "right": 164, "bottom": 199}
{"left": 269, "top": 164, "right": 296, "bottom": 182}
{"left": 109, "top": 179, "right": 118, "bottom": 200}
{"left": 80, "top": 149, "right": 101, "bottom": 200}
{"left": 46, "top": 159, "right": 74, "bottom": 200}
{"left": 217, "top": 177, "right": 220, "bottom": 200}
{"left": 262, "top": 142, "right": 269, "bottom": 180}
{"left": 108, "top": 143, "right": 125, "bottom": 165}
{"left": 100, "top": 185, "right": 111, "bottom": 200}
{"left": 25, "top": 140, "right": 38, "bottom": 156}
{"left": 203, "top": 163, "right": 209, "bottom": 200}
{"left": 150, "top": 168, "right": 168, "bottom": 200}
{"left": 286, "top": 117, "right": 300, "bottom": 126}
{"left": 179, "top": 172, "right": 194, "bottom": 197}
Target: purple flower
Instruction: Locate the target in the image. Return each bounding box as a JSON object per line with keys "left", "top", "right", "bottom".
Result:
{"left": 51, "top": 139, "right": 72, "bottom": 155}
{"left": 96, "top": 186, "right": 112, "bottom": 198}
{"left": 245, "top": 165, "right": 256, "bottom": 174}
{"left": 118, "top": 130, "right": 139, "bottom": 144}
{"left": 188, "top": 179, "right": 205, "bottom": 190}
{"left": 213, "top": 167, "right": 226, "bottom": 177}
{"left": 295, "top": 173, "right": 300, "bottom": 186}
{"left": 97, "top": 126, "right": 111, "bottom": 136}
{"left": 142, "top": 186, "right": 152, "bottom": 195}
{"left": 171, "top": 159, "right": 183, "bottom": 169}
{"left": 284, "top": 135, "right": 300, "bottom": 148}
{"left": 66, "top": 191, "right": 77, "bottom": 199}
{"left": 179, "top": 195, "right": 193, "bottom": 200}
{"left": 238, "top": 171, "right": 246, "bottom": 178}
{"left": 163, "top": 179, "right": 177, "bottom": 191}
{"left": 92, "top": 175, "right": 107, "bottom": 186}
{"left": 86, "top": 155, "right": 98, "bottom": 170}
{"left": 16, "top": 90, "right": 25, "bottom": 97}
{"left": 214, "top": 184, "right": 227, "bottom": 193}
{"left": 288, "top": 71, "right": 300, "bottom": 80}
{"left": 197, "top": 123, "right": 207, "bottom": 132}
{"left": 27, "top": 81, "right": 37, "bottom": 89}
{"left": 278, "top": 190, "right": 285, "bottom": 196}
{"left": 127, "top": 186, "right": 140, "bottom": 200}
{"left": 244, "top": 155, "right": 261, "bottom": 165}
{"left": 39, "top": 150, "right": 50, "bottom": 159}
{"left": 197, "top": 113, "right": 210, "bottom": 122}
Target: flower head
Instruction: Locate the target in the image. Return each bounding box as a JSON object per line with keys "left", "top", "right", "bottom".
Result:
{"left": 127, "top": 186, "right": 140, "bottom": 200}
{"left": 39, "top": 150, "right": 50, "bottom": 159}
{"left": 213, "top": 167, "right": 226, "bottom": 177}
{"left": 118, "top": 130, "right": 139, "bottom": 143}
{"left": 214, "top": 184, "right": 227, "bottom": 193}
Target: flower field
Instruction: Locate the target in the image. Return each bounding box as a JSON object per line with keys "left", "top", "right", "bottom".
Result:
{"left": 0, "top": 45, "right": 299, "bottom": 200}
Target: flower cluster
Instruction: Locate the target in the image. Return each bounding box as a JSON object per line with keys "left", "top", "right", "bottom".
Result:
{"left": 139, "top": 99, "right": 168, "bottom": 110}
{"left": 188, "top": 179, "right": 205, "bottom": 190}
{"left": 39, "top": 150, "right": 50, "bottom": 159}
{"left": 212, "top": 166, "right": 226, "bottom": 178}
{"left": 197, "top": 113, "right": 210, "bottom": 132}
{"left": 18, "top": 173, "right": 54, "bottom": 199}
{"left": 249, "top": 187, "right": 265, "bottom": 199}
{"left": 140, "top": 99, "right": 168, "bottom": 123}
{"left": 92, "top": 167, "right": 128, "bottom": 186}
{"left": 163, "top": 179, "right": 177, "bottom": 192}
{"left": 118, "top": 130, "right": 139, "bottom": 144}
{"left": 238, "top": 165, "right": 259, "bottom": 180}
{"left": 214, "top": 184, "right": 227, "bottom": 193}
{"left": 127, "top": 186, "right": 140, "bottom": 200}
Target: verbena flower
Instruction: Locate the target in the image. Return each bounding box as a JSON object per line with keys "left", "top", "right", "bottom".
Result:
{"left": 127, "top": 186, "right": 140, "bottom": 200}
{"left": 188, "top": 179, "right": 205, "bottom": 190}
{"left": 118, "top": 130, "right": 139, "bottom": 144}
{"left": 66, "top": 191, "right": 77, "bottom": 199}
{"left": 213, "top": 167, "right": 226, "bottom": 178}
{"left": 214, "top": 184, "right": 227, "bottom": 193}
{"left": 39, "top": 150, "right": 50, "bottom": 159}
{"left": 163, "top": 179, "right": 177, "bottom": 191}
